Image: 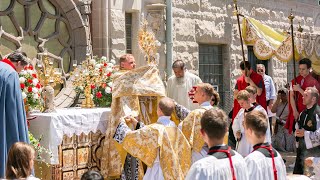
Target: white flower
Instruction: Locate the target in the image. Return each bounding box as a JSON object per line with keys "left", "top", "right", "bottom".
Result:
{"left": 33, "top": 93, "right": 39, "bottom": 100}
{"left": 32, "top": 78, "right": 39, "bottom": 86}
{"left": 95, "top": 64, "right": 102, "bottom": 69}
{"left": 90, "top": 59, "right": 96, "bottom": 65}
{"left": 107, "top": 82, "right": 113, "bottom": 87}
{"left": 106, "top": 67, "right": 113, "bottom": 73}
{"left": 19, "top": 77, "right": 26, "bottom": 84}
{"left": 107, "top": 63, "right": 114, "bottom": 68}
{"left": 79, "top": 86, "right": 84, "bottom": 91}
{"left": 110, "top": 59, "right": 116, "bottom": 65}
{"left": 38, "top": 88, "right": 42, "bottom": 93}
{"left": 90, "top": 94, "right": 94, "bottom": 98}
{"left": 105, "top": 87, "right": 112, "bottom": 94}
{"left": 32, "top": 87, "right": 38, "bottom": 93}
{"left": 22, "top": 92, "right": 27, "bottom": 99}
{"left": 20, "top": 70, "right": 27, "bottom": 75}
{"left": 101, "top": 56, "right": 107, "bottom": 61}
{"left": 27, "top": 70, "right": 34, "bottom": 74}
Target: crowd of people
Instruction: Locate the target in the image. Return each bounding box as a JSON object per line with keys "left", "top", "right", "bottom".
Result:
{"left": 1, "top": 51, "right": 320, "bottom": 180}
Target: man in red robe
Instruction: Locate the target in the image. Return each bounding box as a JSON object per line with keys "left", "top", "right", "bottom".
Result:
{"left": 285, "top": 58, "right": 320, "bottom": 134}
{"left": 232, "top": 61, "right": 267, "bottom": 121}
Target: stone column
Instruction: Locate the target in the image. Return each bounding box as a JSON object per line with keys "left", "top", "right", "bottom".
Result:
{"left": 91, "top": 0, "right": 110, "bottom": 58}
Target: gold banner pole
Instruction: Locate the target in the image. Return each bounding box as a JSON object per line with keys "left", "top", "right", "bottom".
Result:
{"left": 233, "top": 0, "right": 248, "bottom": 76}
{"left": 288, "top": 10, "right": 298, "bottom": 106}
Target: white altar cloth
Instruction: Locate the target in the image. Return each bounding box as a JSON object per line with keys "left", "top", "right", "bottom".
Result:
{"left": 28, "top": 107, "right": 110, "bottom": 164}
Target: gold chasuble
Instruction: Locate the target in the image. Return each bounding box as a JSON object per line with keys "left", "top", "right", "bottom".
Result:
{"left": 180, "top": 107, "right": 229, "bottom": 154}
{"left": 101, "top": 65, "right": 166, "bottom": 178}
{"left": 181, "top": 108, "right": 208, "bottom": 153}
{"left": 114, "top": 122, "right": 191, "bottom": 180}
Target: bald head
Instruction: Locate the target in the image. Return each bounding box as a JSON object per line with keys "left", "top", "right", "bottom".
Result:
{"left": 158, "top": 97, "right": 175, "bottom": 116}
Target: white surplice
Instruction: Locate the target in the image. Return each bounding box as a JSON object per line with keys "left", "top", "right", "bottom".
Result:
{"left": 245, "top": 149, "right": 286, "bottom": 180}
{"left": 185, "top": 150, "right": 249, "bottom": 180}
{"left": 143, "top": 116, "right": 176, "bottom": 180}
{"left": 167, "top": 71, "right": 202, "bottom": 110}
{"left": 232, "top": 105, "right": 272, "bottom": 157}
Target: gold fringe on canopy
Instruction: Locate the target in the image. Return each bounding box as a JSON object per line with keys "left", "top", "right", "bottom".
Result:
{"left": 242, "top": 16, "right": 320, "bottom": 74}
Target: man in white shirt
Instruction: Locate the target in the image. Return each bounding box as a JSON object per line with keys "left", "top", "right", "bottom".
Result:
{"left": 257, "top": 64, "right": 276, "bottom": 134}
{"left": 186, "top": 108, "right": 248, "bottom": 180}
{"left": 167, "top": 60, "right": 202, "bottom": 110}
{"left": 244, "top": 110, "right": 286, "bottom": 180}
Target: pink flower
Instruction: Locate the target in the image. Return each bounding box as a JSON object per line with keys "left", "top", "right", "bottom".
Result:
{"left": 32, "top": 74, "right": 37, "bottom": 78}
{"left": 20, "top": 83, "right": 25, "bottom": 89}
{"left": 27, "top": 79, "right": 33, "bottom": 83}
{"left": 91, "top": 84, "right": 95, "bottom": 89}
{"left": 106, "top": 72, "right": 112, "bottom": 77}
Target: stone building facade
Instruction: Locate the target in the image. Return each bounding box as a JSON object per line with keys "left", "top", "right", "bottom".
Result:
{"left": 1, "top": 0, "right": 319, "bottom": 111}
{"left": 91, "top": 0, "right": 320, "bottom": 111}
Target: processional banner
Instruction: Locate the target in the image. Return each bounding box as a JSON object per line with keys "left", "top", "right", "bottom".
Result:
{"left": 242, "top": 17, "right": 320, "bottom": 74}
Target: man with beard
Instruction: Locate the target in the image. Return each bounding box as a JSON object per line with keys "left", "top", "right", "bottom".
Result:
{"left": 166, "top": 60, "right": 202, "bottom": 110}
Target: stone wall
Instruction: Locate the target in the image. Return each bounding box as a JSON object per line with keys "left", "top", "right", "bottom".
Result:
{"left": 171, "top": 0, "right": 320, "bottom": 111}
{"left": 91, "top": 0, "right": 320, "bottom": 111}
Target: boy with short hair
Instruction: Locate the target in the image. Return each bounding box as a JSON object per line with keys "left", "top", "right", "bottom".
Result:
{"left": 186, "top": 108, "right": 248, "bottom": 180}
{"left": 244, "top": 110, "right": 286, "bottom": 180}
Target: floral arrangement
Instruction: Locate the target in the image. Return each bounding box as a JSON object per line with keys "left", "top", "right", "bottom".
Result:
{"left": 28, "top": 131, "right": 52, "bottom": 162}
{"left": 19, "top": 65, "right": 43, "bottom": 112}
{"left": 73, "top": 56, "right": 116, "bottom": 107}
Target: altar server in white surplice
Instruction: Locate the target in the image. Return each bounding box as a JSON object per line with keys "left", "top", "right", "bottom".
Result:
{"left": 186, "top": 108, "right": 249, "bottom": 180}
{"left": 244, "top": 110, "right": 286, "bottom": 180}
{"left": 233, "top": 87, "right": 271, "bottom": 157}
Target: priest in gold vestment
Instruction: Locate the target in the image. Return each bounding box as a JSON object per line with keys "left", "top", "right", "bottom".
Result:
{"left": 101, "top": 64, "right": 166, "bottom": 179}
{"left": 113, "top": 97, "right": 191, "bottom": 180}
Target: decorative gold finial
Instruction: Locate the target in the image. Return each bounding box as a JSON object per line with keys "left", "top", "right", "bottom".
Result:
{"left": 298, "top": 22, "right": 303, "bottom": 32}
{"left": 288, "top": 9, "right": 294, "bottom": 21}
{"left": 233, "top": 0, "right": 238, "bottom": 16}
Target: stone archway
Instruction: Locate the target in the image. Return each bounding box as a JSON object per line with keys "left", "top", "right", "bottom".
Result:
{"left": 0, "top": 0, "right": 92, "bottom": 108}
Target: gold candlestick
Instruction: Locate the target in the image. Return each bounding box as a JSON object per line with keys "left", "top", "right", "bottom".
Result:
{"left": 71, "top": 54, "right": 111, "bottom": 108}
{"left": 37, "top": 50, "right": 64, "bottom": 112}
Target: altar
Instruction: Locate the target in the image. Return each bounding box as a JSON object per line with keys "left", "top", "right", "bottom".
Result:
{"left": 29, "top": 108, "right": 110, "bottom": 180}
